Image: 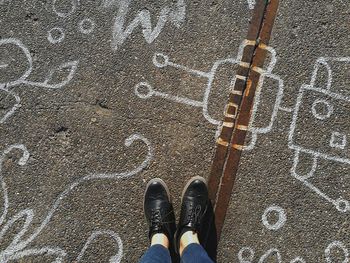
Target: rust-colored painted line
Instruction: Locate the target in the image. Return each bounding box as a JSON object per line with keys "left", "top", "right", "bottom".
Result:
{"left": 207, "top": 0, "right": 280, "bottom": 240}
{"left": 207, "top": 0, "right": 267, "bottom": 205}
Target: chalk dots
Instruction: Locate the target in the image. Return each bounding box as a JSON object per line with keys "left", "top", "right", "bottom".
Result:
{"left": 47, "top": 27, "right": 65, "bottom": 44}
{"left": 325, "top": 241, "right": 349, "bottom": 263}
{"left": 153, "top": 53, "right": 169, "bottom": 68}
{"left": 311, "top": 99, "right": 333, "bottom": 120}
{"left": 78, "top": 18, "right": 95, "bottom": 34}
{"left": 335, "top": 198, "right": 350, "bottom": 213}
{"left": 262, "top": 205, "right": 287, "bottom": 231}
{"left": 135, "top": 82, "right": 154, "bottom": 99}
{"left": 238, "top": 247, "right": 254, "bottom": 263}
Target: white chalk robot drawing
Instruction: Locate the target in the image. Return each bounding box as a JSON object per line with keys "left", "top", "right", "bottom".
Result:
{"left": 238, "top": 240, "right": 349, "bottom": 263}
{"left": 0, "top": 134, "right": 152, "bottom": 262}
{"left": 134, "top": 40, "right": 350, "bottom": 213}
{"left": 134, "top": 40, "right": 269, "bottom": 127}
{"left": 245, "top": 53, "right": 350, "bottom": 213}
{"left": 0, "top": 38, "right": 78, "bottom": 124}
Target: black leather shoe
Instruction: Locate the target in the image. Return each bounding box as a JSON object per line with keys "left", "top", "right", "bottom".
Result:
{"left": 143, "top": 178, "right": 176, "bottom": 245}
{"left": 175, "top": 176, "right": 209, "bottom": 253}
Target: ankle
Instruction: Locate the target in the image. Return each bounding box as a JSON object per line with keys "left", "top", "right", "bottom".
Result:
{"left": 179, "top": 230, "right": 200, "bottom": 255}
{"left": 151, "top": 233, "right": 169, "bottom": 249}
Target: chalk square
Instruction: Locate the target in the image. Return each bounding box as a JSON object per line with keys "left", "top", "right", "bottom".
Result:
{"left": 330, "top": 131, "right": 347, "bottom": 150}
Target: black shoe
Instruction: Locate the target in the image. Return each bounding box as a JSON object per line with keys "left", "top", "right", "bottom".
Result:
{"left": 143, "top": 178, "right": 176, "bottom": 252}
{"left": 175, "top": 176, "right": 209, "bottom": 254}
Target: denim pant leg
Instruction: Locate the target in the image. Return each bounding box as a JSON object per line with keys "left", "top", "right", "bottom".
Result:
{"left": 139, "top": 244, "right": 172, "bottom": 263}
{"left": 181, "top": 243, "right": 214, "bottom": 263}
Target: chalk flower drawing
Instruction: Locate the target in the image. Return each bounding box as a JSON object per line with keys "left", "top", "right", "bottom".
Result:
{"left": 0, "top": 134, "right": 152, "bottom": 262}
{"left": 0, "top": 38, "right": 79, "bottom": 123}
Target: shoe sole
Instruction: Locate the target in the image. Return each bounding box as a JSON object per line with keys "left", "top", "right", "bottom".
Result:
{"left": 143, "top": 178, "right": 172, "bottom": 216}
{"left": 181, "top": 176, "right": 208, "bottom": 201}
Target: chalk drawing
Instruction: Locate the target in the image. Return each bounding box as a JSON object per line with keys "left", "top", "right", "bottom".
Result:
{"left": 236, "top": 42, "right": 350, "bottom": 213}
{"left": 258, "top": 248, "right": 282, "bottom": 263}
{"left": 244, "top": 44, "right": 285, "bottom": 151}
{"left": 78, "top": 18, "right": 96, "bottom": 34}
{"left": 0, "top": 133, "right": 151, "bottom": 261}
{"left": 290, "top": 257, "right": 306, "bottom": 263}
{"left": 239, "top": 242, "right": 348, "bottom": 263}
{"left": 262, "top": 205, "right": 287, "bottom": 231}
{"left": 52, "top": 0, "right": 79, "bottom": 18}
{"left": 247, "top": 0, "right": 256, "bottom": 10}
{"left": 0, "top": 38, "right": 78, "bottom": 123}
{"left": 47, "top": 27, "right": 65, "bottom": 44}
{"left": 50, "top": 0, "right": 185, "bottom": 50}
{"left": 238, "top": 247, "right": 255, "bottom": 263}
{"left": 134, "top": 40, "right": 283, "bottom": 143}
{"left": 330, "top": 131, "right": 347, "bottom": 150}
{"left": 0, "top": 86, "right": 21, "bottom": 124}
{"left": 325, "top": 241, "right": 349, "bottom": 263}
{"left": 288, "top": 57, "right": 350, "bottom": 213}
{"left": 76, "top": 230, "right": 123, "bottom": 262}
{"left": 311, "top": 99, "right": 334, "bottom": 120}
{"left": 238, "top": 247, "right": 303, "bottom": 263}
{"left": 102, "top": 0, "right": 186, "bottom": 50}
{"left": 135, "top": 40, "right": 266, "bottom": 128}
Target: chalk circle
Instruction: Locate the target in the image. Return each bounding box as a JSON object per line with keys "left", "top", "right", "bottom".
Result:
{"left": 48, "top": 27, "right": 65, "bottom": 44}
{"left": 78, "top": 18, "right": 95, "bottom": 34}
{"left": 52, "top": 0, "right": 79, "bottom": 18}
{"left": 153, "top": 53, "right": 169, "bottom": 68}
{"left": 335, "top": 198, "right": 350, "bottom": 213}
{"left": 311, "top": 99, "right": 333, "bottom": 120}
{"left": 262, "top": 205, "right": 287, "bottom": 231}
{"left": 135, "top": 82, "right": 154, "bottom": 99}
{"left": 325, "top": 241, "right": 349, "bottom": 263}
{"left": 238, "top": 247, "right": 254, "bottom": 263}
{"left": 290, "top": 257, "right": 306, "bottom": 263}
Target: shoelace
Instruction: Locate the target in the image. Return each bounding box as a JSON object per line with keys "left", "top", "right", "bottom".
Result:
{"left": 187, "top": 204, "right": 202, "bottom": 228}
{"left": 151, "top": 209, "right": 163, "bottom": 231}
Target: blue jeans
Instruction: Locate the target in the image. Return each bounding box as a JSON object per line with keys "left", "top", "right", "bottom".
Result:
{"left": 139, "top": 244, "right": 214, "bottom": 263}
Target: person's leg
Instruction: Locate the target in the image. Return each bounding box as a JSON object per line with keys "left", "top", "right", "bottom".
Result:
{"left": 139, "top": 178, "right": 176, "bottom": 263}
{"left": 139, "top": 234, "right": 171, "bottom": 263}
{"left": 180, "top": 232, "right": 213, "bottom": 263}
{"left": 175, "top": 176, "right": 214, "bottom": 263}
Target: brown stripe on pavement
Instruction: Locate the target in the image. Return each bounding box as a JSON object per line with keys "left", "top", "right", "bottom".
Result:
{"left": 207, "top": 0, "right": 280, "bottom": 240}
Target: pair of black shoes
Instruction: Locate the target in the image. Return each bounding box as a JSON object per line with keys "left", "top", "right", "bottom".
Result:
{"left": 143, "top": 176, "right": 209, "bottom": 257}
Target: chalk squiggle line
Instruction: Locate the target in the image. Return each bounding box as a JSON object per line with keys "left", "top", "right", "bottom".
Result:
{"left": 0, "top": 87, "right": 21, "bottom": 124}
{"left": 76, "top": 230, "right": 123, "bottom": 262}
{"left": 105, "top": 0, "right": 186, "bottom": 50}
{"left": 0, "top": 134, "right": 152, "bottom": 262}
